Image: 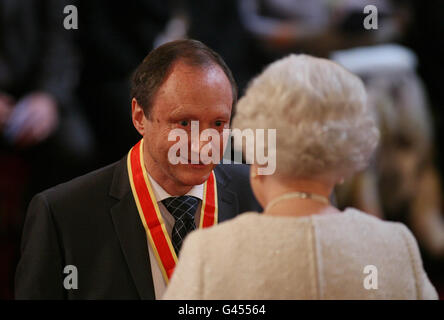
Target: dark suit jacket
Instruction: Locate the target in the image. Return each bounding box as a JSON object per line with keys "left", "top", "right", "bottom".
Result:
{"left": 15, "top": 157, "right": 261, "bottom": 299}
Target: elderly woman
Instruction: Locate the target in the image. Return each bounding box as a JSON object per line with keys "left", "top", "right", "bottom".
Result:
{"left": 163, "top": 55, "right": 437, "bottom": 299}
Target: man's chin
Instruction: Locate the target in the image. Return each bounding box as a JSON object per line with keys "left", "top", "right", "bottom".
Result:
{"left": 174, "top": 164, "right": 214, "bottom": 185}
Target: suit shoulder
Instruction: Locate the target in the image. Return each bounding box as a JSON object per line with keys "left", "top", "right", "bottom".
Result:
{"left": 40, "top": 160, "right": 121, "bottom": 205}
{"left": 217, "top": 162, "right": 250, "bottom": 174}
{"left": 215, "top": 163, "right": 250, "bottom": 185}
{"left": 215, "top": 163, "right": 261, "bottom": 212}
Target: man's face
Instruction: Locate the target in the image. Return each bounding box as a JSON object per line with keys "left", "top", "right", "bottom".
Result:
{"left": 139, "top": 61, "right": 233, "bottom": 190}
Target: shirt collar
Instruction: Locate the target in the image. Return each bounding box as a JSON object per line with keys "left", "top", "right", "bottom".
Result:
{"left": 147, "top": 173, "right": 204, "bottom": 202}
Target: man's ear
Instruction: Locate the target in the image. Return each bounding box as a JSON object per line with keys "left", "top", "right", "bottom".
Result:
{"left": 132, "top": 98, "right": 146, "bottom": 136}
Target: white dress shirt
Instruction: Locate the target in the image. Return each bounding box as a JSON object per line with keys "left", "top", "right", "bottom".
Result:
{"left": 146, "top": 173, "right": 204, "bottom": 299}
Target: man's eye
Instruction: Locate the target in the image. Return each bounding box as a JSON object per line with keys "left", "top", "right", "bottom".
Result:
{"left": 180, "top": 120, "right": 189, "bottom": 127}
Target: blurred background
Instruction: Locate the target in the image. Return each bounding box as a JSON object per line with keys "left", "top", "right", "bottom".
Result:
{"left": 0, "top": 0, "right": 443, "bottom": 299}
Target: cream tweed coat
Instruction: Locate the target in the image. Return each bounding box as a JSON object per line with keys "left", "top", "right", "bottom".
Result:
{"left": 163, "top": 208, "right": 438, "bottom": 299}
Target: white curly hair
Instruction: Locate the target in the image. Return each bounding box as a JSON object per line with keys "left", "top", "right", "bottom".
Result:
{"left": 232, "top": 54, "right": 380, "bottom": 178}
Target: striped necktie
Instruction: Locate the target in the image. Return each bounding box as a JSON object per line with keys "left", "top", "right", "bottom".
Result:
{"left": 161, "top": 196, "right": 199, "bottom": 254}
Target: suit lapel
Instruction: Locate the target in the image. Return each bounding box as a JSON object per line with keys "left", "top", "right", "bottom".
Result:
{"left": 109, "top": 157, "right": 155, "bottom": 300}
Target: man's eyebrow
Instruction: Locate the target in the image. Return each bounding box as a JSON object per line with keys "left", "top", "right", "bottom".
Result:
{"left": 169, "top": 108, "right": 231, "bottom": 120}
{"left": 168, "top": 110, "right": 199, "bottom": 119}
{"left": 167, "top": 106, "right": 188, "bottom": 117}
{"left": 215, "top": 112, "right": 231, "bottom": 120}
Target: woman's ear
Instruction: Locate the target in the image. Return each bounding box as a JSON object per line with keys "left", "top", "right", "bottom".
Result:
{"left": 252, "top": 164, "right": 268, "bottom": 182}
{"left": 132, "top": 98, "right": 145, "bottom": 136}
{"left": 250, "top": 164, "right": 267, "bottom": 209}
{"left": 251, "top": 164, "right": 258, "bottom": 179}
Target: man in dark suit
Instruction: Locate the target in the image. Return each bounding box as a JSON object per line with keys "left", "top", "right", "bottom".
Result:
{"left": 15, "top": 39, "right": 261, "bottom": 299}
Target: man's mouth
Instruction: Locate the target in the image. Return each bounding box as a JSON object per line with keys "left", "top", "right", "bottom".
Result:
{"left": 177, "top": 156, "right": 208, "bottom": 168}
{"left": 187, "top": 163, "right": 207, "bottom": 169}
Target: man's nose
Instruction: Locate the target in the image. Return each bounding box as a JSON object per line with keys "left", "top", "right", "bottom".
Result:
{"left": 190, "top": 134, "right": 209, "bottom": 158}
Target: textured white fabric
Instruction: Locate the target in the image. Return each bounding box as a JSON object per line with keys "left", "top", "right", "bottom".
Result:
{"left": 163, "top": 208, "right": 438, "bottom": 300}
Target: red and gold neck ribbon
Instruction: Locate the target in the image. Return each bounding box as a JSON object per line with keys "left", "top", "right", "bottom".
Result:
{"left": 127, "top": 139, "right": 218, "bottom": 283}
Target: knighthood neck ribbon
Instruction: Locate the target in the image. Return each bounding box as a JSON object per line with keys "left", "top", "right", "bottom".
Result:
{"left": 127, "top": 139, "right": 218, "bottom": 282}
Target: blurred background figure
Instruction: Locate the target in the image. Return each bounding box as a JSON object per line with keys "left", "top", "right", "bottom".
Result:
{"left": 325, "top": 1, "right": 444, "bottom": 298}
{"left": 0, "top": 0, "right": 94, "bottom": 299}
{"left": 76, "top": 0, "right": 171, "bottom": 165}
{"left": 184, "top": 0, "right": 254, "bottom": 94}
{"left": 332, "top": 44, "right": 444, "bottom": 258}
{"left": 238, "top": 0, "right": 409, "bottom": 68}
